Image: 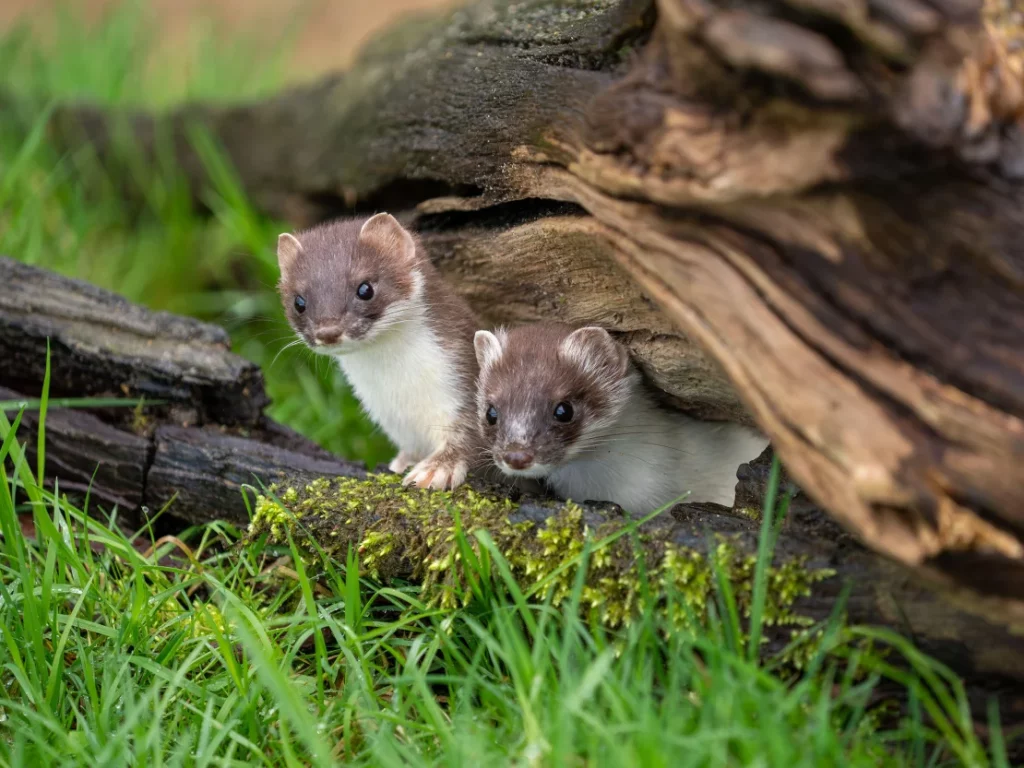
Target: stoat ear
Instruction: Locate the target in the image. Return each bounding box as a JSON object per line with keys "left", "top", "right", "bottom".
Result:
{"left": 474, "top": 330, "right": 504, "bottom": 371}
{"left": 359, "top": 212, "right": 417, "bottom": 264}
{"left": 277, "top": 233, "right": 303, "bottom": 275}
{"left": 560, "top": 326, "right": 630, "bottom": 379}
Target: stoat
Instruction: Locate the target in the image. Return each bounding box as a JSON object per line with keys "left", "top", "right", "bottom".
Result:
{"left": 277, "top": 212, "right": 480, "bottom": 489}
{"left": 473, "top": 323, "right": 768, "bottom": 514}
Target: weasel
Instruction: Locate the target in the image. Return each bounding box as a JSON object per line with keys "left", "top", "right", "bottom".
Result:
{"left": 473, "top": 324, "right": 768, "bottom": 514}
{"left": 277, "top": 212, "right": 480, "bottom": 489}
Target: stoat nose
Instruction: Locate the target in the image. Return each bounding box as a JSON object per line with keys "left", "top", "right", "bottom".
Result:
{"left": 502, "top": 450, "right": 535, "bottom": 470}
{"left": 313, "top": 326, "right": 344, "bottom": 346}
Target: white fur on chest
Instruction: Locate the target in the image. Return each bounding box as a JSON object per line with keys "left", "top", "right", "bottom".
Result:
{"left": 548, "top": 394, "right": 768, "bottom": 515}
{"left": 336, "top": 321, "right": 463, "bottom": 458}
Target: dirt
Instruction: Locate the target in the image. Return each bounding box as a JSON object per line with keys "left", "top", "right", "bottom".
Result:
{"left": 1, "top": 0, "right": 459, "bottom": 80}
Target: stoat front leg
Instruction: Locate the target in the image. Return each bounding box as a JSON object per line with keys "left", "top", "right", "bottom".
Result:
{"left": 388, "top": 449, "right": 420, "bottom": 475}
{"left": 403, "top": 443, "right": 469, "bottom": 491}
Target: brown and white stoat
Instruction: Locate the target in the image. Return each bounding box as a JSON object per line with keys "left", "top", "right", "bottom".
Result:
{"left": 474, "top": 324, "right": 768, "bottom": 514}
{"left": 276, "top": 213, "right": 480, "bottom": 490}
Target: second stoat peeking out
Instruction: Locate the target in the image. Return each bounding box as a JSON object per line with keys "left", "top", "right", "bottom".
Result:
{"left": 473, "top": 324, "right": 768, "bottom": 514}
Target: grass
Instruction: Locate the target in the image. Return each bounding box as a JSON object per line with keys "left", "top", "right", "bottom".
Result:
{"left": 0, "top": 2, "right": 1016, "bottom": 766}
{"left": 0, "top": 399, "right": 1011, "bottom": 766}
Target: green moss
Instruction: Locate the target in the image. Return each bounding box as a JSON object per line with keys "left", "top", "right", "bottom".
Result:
{"left": 734, "top": 506, "right": 763, "bottom": 522}
{"left": 250, "top": 475, "right": 834, "bottom": 635}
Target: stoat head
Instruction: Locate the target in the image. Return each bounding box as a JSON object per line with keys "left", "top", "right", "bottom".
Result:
{"left": 474, "top": 324, "right": 634, "bottom": 479}
{"left": 277, "top": 213, "right": 424, "bottom": 355}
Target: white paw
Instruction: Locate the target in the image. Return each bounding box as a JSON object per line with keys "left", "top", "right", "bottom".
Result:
{"left": 403, "top": 457, "right": 469, "bottom": 491}
{"left": 388, "top": 450, "right": 416, "bottom": 474}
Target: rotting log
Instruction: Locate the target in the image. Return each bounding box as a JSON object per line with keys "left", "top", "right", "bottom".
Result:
{"left": 1, "top": 257, "right": 1024, "bottom": 740}
{"left": 10, "top": 0, "right": 1024, "bottom": 628}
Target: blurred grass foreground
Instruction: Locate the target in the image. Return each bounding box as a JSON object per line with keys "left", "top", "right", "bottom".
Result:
{"left": 0, "top": 2, "right": 1017, "bottom": 766}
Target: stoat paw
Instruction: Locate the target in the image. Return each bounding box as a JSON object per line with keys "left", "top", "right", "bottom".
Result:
{"left": 402, "top": 455, "right": 469, "bottom": 491}
{"left": 388, "top": 450, "right": 417, "bottom": 475}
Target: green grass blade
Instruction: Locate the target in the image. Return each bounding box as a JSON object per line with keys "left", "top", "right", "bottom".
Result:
{"left": 747, "top": 456, "right": 781, "bottom": 661}
{"left": 36, "top": 339, "right": 51, "bottom": 487}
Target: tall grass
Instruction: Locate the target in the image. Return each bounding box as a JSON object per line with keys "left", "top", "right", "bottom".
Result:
{"left": 0, "top": 393, "right": 1008, "bottom": 766}
{"left": 0, "top": 0, "right": 392, "bottom": 466}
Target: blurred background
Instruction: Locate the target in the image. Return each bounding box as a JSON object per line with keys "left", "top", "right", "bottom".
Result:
{"left": 0, "top": 0, "right": 456, "bottom": 466}
{"left": 0, "top": 0, "right": 455, "bottom": 83}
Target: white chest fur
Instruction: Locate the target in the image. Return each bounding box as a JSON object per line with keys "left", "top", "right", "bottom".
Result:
{"left": 336, "top": 319, "right": 464, "bottom": 460}
{"left": 547, "top": 393, "right": 768, "bottom": 515}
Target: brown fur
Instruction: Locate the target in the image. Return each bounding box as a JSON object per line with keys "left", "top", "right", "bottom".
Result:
{"left": 278, "top": 215, "right": 480, "bottom": 378}
{"left": 278, "top": 217, "right": 417, "bottom": 346}
{"left": 476, "top": 324, "right": 634, "bottom": 470}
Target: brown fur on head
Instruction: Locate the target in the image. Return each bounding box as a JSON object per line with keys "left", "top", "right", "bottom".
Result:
{"left": 277, "top": 213, "right": 424, "bottom": 353}
{"left": 473, "top": 324, "right": 634, "bottom": 478}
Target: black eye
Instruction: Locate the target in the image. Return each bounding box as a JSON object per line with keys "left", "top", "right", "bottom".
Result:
{"left": 553, "top": 402, "right": 574, "bottom": 423}
{"left": 356, "top": 282, "right": 374, "bottom": 300}
{"left": 486, "top": 405, "right": 498, "bottom": 426}
{"left": 294, "top": 295, "right": 306, "bottom": 313}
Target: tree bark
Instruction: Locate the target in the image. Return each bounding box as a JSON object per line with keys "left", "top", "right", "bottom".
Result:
{"left": 3, "top": 0, "right": 1024, "bottom": 666}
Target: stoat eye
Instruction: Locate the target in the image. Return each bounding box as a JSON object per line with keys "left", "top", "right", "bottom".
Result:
{"left": 356, "top": 282, "right": 374, "bottom": 300}
{"left": 486, "top": 405, "right": 499, "bottom": 426}
{"left": 294, "top": 295, "right": 306, "bottom": 314}
{"left": 553, "top": 402, "right": 574, "bottom": 423}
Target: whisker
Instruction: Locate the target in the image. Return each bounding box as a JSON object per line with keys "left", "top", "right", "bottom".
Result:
{"left": 576, "top": 437, "right": 694, "bottom": 456}
{"left": 269, "top": 338, "right": 306, "bottom": 370}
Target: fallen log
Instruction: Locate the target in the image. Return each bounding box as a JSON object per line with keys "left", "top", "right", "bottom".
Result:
{"left": 1, "top": 256, "right": 1023, "bottom": 737}
{"left": 0, "top": 257, "right": 268, "bottom": 426}
{"left": 9, "top": 0, "right": 1022, "bottom": 627}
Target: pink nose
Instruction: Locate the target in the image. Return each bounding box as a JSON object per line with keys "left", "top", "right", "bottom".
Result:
{"left": 314, "top": 326, "right": 343, "bottom": 345}
{"left": 502, "top": 451, "right": 534, "bottom": 470}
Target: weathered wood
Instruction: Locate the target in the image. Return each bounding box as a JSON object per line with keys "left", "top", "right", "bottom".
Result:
{"left": 144, "top": 425, "right": 365, "bottom": 525}
{"left": 0, "top": 385, "right": 149, "bottom": 515}
{"left": 0, "top": 257, "right": 268, "bottom": 426}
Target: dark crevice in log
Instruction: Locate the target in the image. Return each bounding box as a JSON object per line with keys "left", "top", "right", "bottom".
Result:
{"left": 355, "top": 179, "right": 486, "bottom": 218}
{"left": 416, "top": 198, "right": 587, "bottom": 231}
{"left": 140, "top": 419, "right": 159, "bottom": 517}
{"left": 928, "top": 550, "right": 1024, "bottom": 601}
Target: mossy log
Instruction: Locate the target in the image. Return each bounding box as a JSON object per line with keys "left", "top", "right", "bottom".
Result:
{"left": 252, "top": 468, "right": 1024, "bottom": 731}
{"left": 2, "top": 255, "right": 1024, "bottom": 733}
{"left": 13, "top": 0, "right": 1024, "bottom": 628}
